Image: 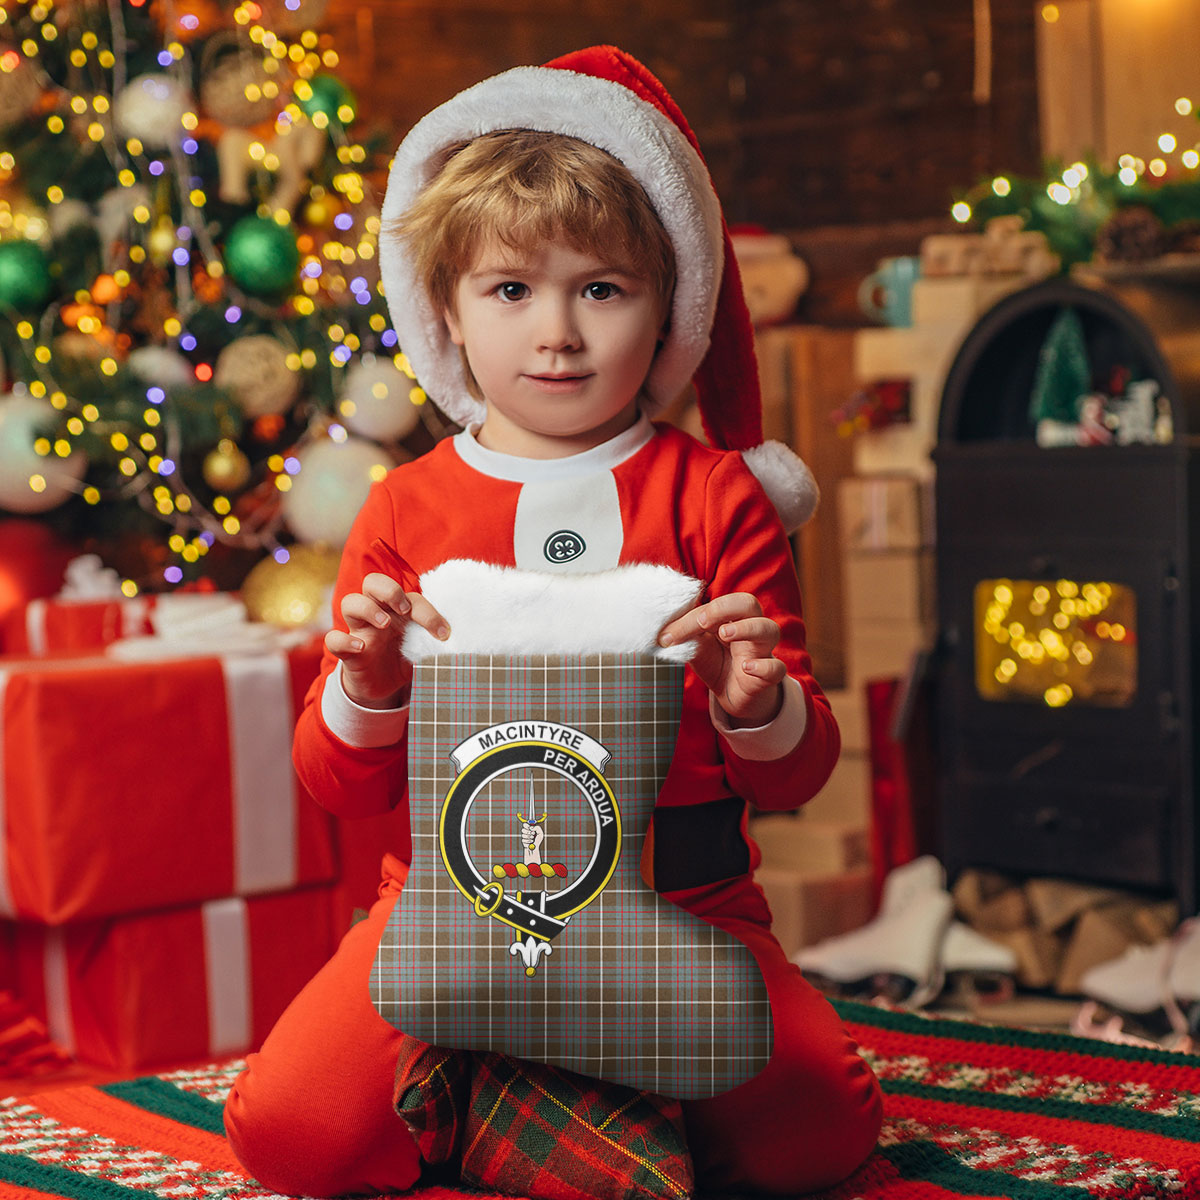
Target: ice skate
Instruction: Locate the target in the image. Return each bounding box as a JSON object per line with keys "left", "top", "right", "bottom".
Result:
{"left": 940, "top": 921, "right": 1017, "bottom": 1005}
{"left": 793, "top": 856, "right": 954, "bottom": 1008}
{"left": 1077, "top": 917, "right": 1200, "bottom": 1048}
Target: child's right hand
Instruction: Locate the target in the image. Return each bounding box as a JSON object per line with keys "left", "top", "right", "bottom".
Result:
{"left": 324, "top": 572, "right": 450, "bottom": 710}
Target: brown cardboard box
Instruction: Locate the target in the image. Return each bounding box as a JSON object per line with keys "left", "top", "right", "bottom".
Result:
{"left": 749, "top": 814, "right": 871, "bottom": 875}
{"left": 843, "top": 548, "right": 935, "bottom": 627}
{"left": 755, "top": 866, "right": 875, "bottom": 958}
{"left": 837, "top": 475, "right": 932, "bottom": 553}
{"left": 801, "top": 750, "right": 871, "bottom": 824}
{"left": 846, "top": 620, "right": 933, "bottom": 691}
{"left": 824, "top": 686, "right": 868, "bottom": 754}
{"left": 1055, "top": 904, "right": 1146, "bottom": 995}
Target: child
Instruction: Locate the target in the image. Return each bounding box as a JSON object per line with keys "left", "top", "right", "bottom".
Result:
{"left": 224, "top": 46, "right": 882, "bottom": 1197}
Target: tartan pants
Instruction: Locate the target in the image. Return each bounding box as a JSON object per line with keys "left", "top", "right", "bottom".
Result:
{"left": 224, "top": 853, "right": 882, "bottom": 1197}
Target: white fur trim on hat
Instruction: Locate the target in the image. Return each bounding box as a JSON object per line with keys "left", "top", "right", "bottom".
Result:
{"left": 401, "top": 560, "right": 702, "bottom": 662}
{"left": 379, "top": 65, "right": 725, "bottom": 429}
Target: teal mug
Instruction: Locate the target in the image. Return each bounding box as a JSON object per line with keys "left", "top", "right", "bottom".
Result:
{"left": 858, "top": 255, "right": 922, "bottom": 327}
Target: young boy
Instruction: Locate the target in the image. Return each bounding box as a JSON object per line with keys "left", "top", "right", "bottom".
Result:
{"left": 225, "top": 46, "right": 882, "bottom": 1197}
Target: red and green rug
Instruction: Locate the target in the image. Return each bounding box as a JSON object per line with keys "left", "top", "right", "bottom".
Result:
{"left": 1, "top": 998, "right": 1200, "bottom": 1200}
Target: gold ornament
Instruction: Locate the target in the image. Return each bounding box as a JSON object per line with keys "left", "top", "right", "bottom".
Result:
{"left": 148, "top": 217, "right": 178, "bottom": 267}
{"left": 215, "top": 334, "right": 302, "bottom": 418}
{"left": 241, "top": 543, "right": 340, "bottom": 628}
{"left": 200, "top": 42, "right": 278, "bottom": 127}
{"left": 202, "top": 438, "right": 252, "bottom": 491}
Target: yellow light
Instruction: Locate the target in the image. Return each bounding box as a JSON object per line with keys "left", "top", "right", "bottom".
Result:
{"left": 120, "top": 580, "right": 139, "bottom": 598}
{"left": 27, "top": 474, "right": 46, "bottom": 493}
{"left": 118, "top": 457, "right": 137, "bottom": 477}
{"left": 99, "top": 51, "right": 115, "bottom": 69}
{"left": 127, "top": 137, "right": 144, "bottom": 156}
{"left": 267, "top": 454, "right": 284, "bottom": 471}
{"left": 275, "top": 474, "right": 293, "bottom": 492}
{"left": 1118, "top": 166, "right": 1138, "bottom": 186}
{"left": 1110, "top": 623, "right": 1126, "bottom": 641}
{"left": 176, "top": 494, "right": 192, "bottom": 512}
{"left": 1061, "top": 167, "right": 1082, "bottom": 188}
{"left": 169, "top": 535, "right": 186, "bottom": 553}
{"left": 110, "top": 432, "right": 129, "bottom": 451}
{"left": 82, "top": 404, "right": 99, "bottom": 421}
{"left": 118, "top": 168, "right": 136, "bottom": 187}
{"left": 66, "top": 417, "right": 84, "bottom": 435}
{"left": 189, "top": 189, "right": 206, "bottom": 206}
{"left": 83, "top": 487, "right": 100, "bottom": 504}
{"left": 951, "top": 201, "right": 971, "bottom": 223}
{"left": 51, "top": 392, "right": 68, "bottom": 409}
{"left": 164, "top": 317, "right": 182, "bottom": 337}
{"left": 69, "top": 48, "right": 86, "bottom": 67}
{"left": 139, "top": 432, "right": 157, "bottom": 451}
{"left": 1047, "top": 182, "right": 1072, "bottom": 205}
{"left": 223, "top": 515, "right": 242, "bottom": 535}
{"left": 409, "top": 386, "right": 427, "bottom": 406}
{"left": 130, "top": 246, "right": 146, "bottom": 263}
{"left": 294, "top": 296, "right": 315, "bottom": 315}
{"left": 369, "top": 464, "right": 388, "bottom": 483}
{"left": 1041, "top": 3, "right": 1059, "bottom": 22}
{"left": 143, "top": 407, "right": 161, "bottom": 427}
{"left": 213, "top": 496, "right": 231, "bottom": 515}
{"left": 1150, "top": 158, "right": 1168, "bottom": 178}
{"left": 132, "top": 204, "right": 150, "bottom": 223}
{"left": 1159, "top": 133, "right": 1177, "bottom": 153}
{"left": 300, "top": 348, "right": 317, "bottom": 368}
{"left": 100, "top": 357, "right": 118, "bottom": 376}
{"left": 28, "top": 380, "right": 46, "bottom": 398}
{"left": 182, "top": 545, "right": 200, "bottom": 563}
{"left": 1184, "top": 151, "right": 1200, "bottom": 170}
{"left": 81, "top": 32, "right": 98, "bottom": 49}
{"left": 33, "top": 437, "right": 50, "bottom": 456}
{"left": 1044, "top": 685, "right": 1073, "bottom": 708}
{"left": 46, "top": 184, "right": 63, "bottom": 203}
{"left": 47, "top": 115, "right": 63, "bottom": 134}
{"left": 87, "top": 121, "right": 104, "bottom": 142}
{"left": 33, "top": 345, "right": 50, "bottom": 363}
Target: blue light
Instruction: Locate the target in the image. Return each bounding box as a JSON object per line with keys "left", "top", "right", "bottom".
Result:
{"left": 164, "top": 565, "right": 184, "bottom": 583}
{"left": 149, "top": 160, "right": 165, "bottom": 176}
{"left": 274, "top": 546, "right": 291, "bottom": 563}
{"left": 225, "top": 305, "right": 242, "bottom": 323}
{"left": 179, "top": 334, "right": 197, "bottom": 351}
{"left": 182, "top": 138, "right": 198, "bottom": 154}
{"left": 172, "top": 247, "right": 189, "bottom": 266}
{"left": 284, "top": 456, "right": 301, "bottom": 475}
{"left": 303, "top": 262, "right": 322, "bottom": 278}
{"left": 157, "top": 50, "right": 173, "bottom": 67}
{"left": 200, "top": 532, "right": 215, "bottom": 547}
{"left": 351, "top": 276, "right": 367, "bottom": 292}
{"left": 157, "top": 458, "right": 177, "bottom": 476}
{"left": 332, "top": 345, "right": 352, "bottom": 364}
{"left": 334, "top": 213, "right": 353, "bottom": 231}
{"left": 147, "top": 387, "right": 166, "bottom": 404}
{"left": 177, "top": 225, "right": 191, "bottom": 239}
{"left": 381, "top": 330, "right": 398, "bottom": 347}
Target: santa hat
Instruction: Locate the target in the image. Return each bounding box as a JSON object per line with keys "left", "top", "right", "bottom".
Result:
{"left": 379, "top": 45, "right": 818, "bottom": 530}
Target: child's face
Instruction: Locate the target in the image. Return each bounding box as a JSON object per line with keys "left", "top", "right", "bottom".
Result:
{"left": 443, "top": 238, "right": 663, "bottom": 457}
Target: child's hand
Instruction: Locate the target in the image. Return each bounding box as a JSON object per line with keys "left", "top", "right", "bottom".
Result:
{"left": 324, "top": 573, "right": 449, "bottom": 709}
{"left": 658, "top": 592, "right": 786, "bottom": 727}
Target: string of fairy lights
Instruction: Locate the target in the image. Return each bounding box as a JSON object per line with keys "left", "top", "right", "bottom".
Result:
{"left": 0, "top": 0, "right": 431, "bottom": 592}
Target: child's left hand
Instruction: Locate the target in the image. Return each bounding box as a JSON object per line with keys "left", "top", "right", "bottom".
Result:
{"left": 658, "top": 593, "right": 786, "bottom": 727}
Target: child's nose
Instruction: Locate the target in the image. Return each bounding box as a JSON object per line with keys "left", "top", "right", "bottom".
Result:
{"left": 536, "top": 298, "right": 581, "bottom": 352}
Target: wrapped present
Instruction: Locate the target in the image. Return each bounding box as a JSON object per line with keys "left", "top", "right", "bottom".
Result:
{"left": 0, "top": 641, "right": 338, "bottom": 923}
{"left": 5, "top": 596, "right": 155, "bottom": 654}
{"left": 11, "top": 887, "right": 338, "bottom": 1070}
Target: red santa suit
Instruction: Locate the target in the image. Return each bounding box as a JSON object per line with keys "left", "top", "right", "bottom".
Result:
{"left": 224, "top": 43, "right": 881, "bottom": 1199}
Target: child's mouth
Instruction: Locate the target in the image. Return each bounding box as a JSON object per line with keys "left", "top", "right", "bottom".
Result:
{"left": 526, "top": 373, "right": 592, "bottom": 392}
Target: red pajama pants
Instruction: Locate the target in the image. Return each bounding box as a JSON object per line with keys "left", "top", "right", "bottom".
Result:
{"left": 224, "top": 855, "right": 882, "bottom": 1197}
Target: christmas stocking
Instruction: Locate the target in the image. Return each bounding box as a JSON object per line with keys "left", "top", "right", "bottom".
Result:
{"left": 371, "top": 561, "right": 773, "bottom": 1099}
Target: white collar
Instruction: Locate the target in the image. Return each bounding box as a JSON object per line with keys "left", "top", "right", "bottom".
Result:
{"left": 451, "top": 411, "right": 654, "bottom": 483}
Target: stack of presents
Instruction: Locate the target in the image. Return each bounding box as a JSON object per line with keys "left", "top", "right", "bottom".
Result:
{"left": 749, "top": 221, "right": 1058, "bottom": 961}
{"left": 0, "top": 589, "right": 405, "bottom": 1073}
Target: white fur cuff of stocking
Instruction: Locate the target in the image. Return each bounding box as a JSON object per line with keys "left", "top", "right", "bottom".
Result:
{"left": 401, "top": 560, "right": 702, "bottom": 663}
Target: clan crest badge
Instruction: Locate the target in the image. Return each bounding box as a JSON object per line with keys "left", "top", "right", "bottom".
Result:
{"left": 439, "top": 721, "right": 621, "bottom": 976}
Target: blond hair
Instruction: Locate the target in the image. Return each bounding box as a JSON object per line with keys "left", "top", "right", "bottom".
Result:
{"left": 391, "top": 129, "right": 676, "bottom": 325}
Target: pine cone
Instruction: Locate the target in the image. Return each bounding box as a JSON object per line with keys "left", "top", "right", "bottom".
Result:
{"left": 1095, "top": 206, "right": 1167, "bottom": 263}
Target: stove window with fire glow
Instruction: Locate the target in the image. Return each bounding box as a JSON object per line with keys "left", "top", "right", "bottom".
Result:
{"left": 974, "top": 579, "right": 1137, "bottom": 707}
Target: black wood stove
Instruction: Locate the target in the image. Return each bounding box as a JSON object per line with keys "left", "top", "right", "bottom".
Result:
{"left": 934, "top": 276, "right": 1200, "bottom": 913}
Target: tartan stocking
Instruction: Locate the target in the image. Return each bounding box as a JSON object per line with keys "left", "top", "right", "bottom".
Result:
{"left": 393, "top": 1035, "right": 471, "bottom": 1166}
{"left": 372, "top": 653, "right": 772, "bottom": 1099}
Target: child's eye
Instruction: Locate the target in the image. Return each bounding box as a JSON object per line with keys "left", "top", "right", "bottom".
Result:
{"left": 497, "top": 282, "right": 528, "bottom": 301}
{"left": 585, "top": 282, "right": 619, "bottom": 301}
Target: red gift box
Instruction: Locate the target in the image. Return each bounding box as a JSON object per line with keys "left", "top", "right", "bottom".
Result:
{"left": 0, "top": 642, "right": 338, "bottom": 923}
{"left": 4, "top": 597, "right": 156, "bottom": 655}
{"left": 12, "top": 886, "right": 339, "bottom": 1071}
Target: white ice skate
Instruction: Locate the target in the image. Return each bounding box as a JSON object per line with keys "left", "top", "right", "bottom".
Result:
{"left": 793, "top": 856, "right": 954, "bottom": 1008}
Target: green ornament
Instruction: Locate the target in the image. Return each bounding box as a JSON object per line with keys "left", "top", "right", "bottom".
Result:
{"left": 224, "top": 215, "right": 301, "bottom": 296}
{"left": 0, "top": 240, "right": 53, "bottom": 310}
{"left": 296, "top": 74, "right": 356, "bottom": 127}
{"left": 1029, "top": 307, "right": 1091, "bottom": 425}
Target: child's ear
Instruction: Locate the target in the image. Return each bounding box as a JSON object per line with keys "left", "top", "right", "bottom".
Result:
{"left": 443, "top": 307, "right": 464, "bottom": 346}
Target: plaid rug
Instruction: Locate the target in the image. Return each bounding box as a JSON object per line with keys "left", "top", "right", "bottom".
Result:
{"left": 3, "top": 1000, "right": 1200, "bottom": 1199}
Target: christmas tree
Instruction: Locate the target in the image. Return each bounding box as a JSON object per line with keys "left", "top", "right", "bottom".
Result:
{"left": 0, "top": 0, "right": 440, "bottom": 596}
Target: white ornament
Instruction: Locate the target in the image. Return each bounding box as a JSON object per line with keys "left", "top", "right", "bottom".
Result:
{"left": 48, "top": 199, "right": 94, "bottom": 240}
{"left": 127, "top": 346, "right": 196, "bottom": 388}
{"left": 214, "top": 334, "right": 301, "bottom": 418}
{"left": 338, "top": 354, "right": 421, "bottom": 442}
{"left": 281, "top": 434, "right": 393, "bottom": 545}
{"left": 0, "top": 389, "right": 86, "bottom": 514}
{"left": 113, "top": 74, "right": 192, "bottom": 148}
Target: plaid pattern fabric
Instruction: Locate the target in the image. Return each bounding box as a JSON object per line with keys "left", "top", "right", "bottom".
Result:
{"left": 458, "top": 1052, "right": 693, "bottom": 1200}
{"left": 394, "top": 1036, "right": 471, "bottom": 1166}
{"left": 371, "top": 653, "right": 772, "bottom": 1099}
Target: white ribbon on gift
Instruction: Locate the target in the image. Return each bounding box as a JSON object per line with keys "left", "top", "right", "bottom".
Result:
{"left": 22, "top": 595, "right": 152, "bottom": 655}
{"left": 221, "top": 653, "right": 299, "bottom": 896}
{"left": 40, "top": 896, "right": 253, "bottom": 1059}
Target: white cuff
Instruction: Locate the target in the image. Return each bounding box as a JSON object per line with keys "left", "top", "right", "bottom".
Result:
{"left": 320, "top": 661, "right": 409, "bottom": 748}
{"left": 710, "top": 675, "right": 808, "bottom": 762}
